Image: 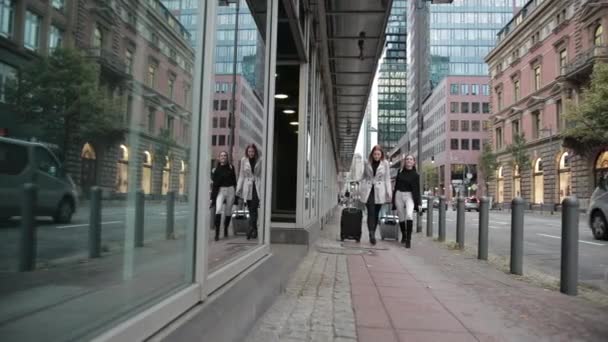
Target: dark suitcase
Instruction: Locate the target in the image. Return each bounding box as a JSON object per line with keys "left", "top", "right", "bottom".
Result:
{"left": 379, "top": 214, "right": 399, "bottom": 240}
{"left": 340, "top": 207, "right": 362, "bottom": 242}
{"left": 232, "top": 209, "right": 249, "bottom": 235}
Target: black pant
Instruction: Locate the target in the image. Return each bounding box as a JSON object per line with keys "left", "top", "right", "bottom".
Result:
{"left": 366, "top": 187, "right": 382, "bottom": 234}
{"left": 247, "top": 182, "right": 260, "bottom": 233}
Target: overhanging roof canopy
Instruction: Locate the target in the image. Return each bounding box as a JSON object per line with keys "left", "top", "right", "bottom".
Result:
{"left": 314, "top": 0, "right": 392, "bottom": 171}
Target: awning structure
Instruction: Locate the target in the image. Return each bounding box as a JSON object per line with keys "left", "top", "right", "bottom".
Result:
{"left": 313, "top": 0, "right": 393, "bottom": 170}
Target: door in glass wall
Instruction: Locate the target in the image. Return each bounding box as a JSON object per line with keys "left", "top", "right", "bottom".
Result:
{"left": 0, "top": 0, "right": 201, "bottom": 340}
{"left": 207, "top": 0, "right": 270, "bottom": 272}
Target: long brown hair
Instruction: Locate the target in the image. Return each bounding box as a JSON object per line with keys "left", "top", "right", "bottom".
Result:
{"left": 245, "top": 144, "right": 259, "bottom": 159}
{"left": 368, "top": 145, "right": 385, "bottom": 164}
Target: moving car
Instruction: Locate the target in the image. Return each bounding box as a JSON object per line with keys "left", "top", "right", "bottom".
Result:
{"left": 588, "top": 174, "right": 608, "bottom": 240}
{"left": 0, "top": 137, "right": 78, "bottom": 223}
{"left": 464, "top": 196, "right": 480, "bottom": 212}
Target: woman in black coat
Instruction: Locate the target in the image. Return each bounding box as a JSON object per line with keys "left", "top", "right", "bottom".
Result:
{"left": 211, "top": 151, "right": 237, "bottom": 241}
{"left": 392, "top": 154, "right": 421, "bottom": 248}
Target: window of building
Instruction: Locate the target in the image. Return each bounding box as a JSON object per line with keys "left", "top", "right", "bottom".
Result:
{"left": 450, "top": 102, "right": 458, "bottom": 113}
{"left": 212, "top": 117, "right": 218, "bottom": 128}
{"left": 213, "top": 100, "right": 219, "bottom": 111}
{"left": 481, "top": 85, "right": 490, "bottom": 96}
{"left": 595, "top": 24, "right": 603, "bottom": 46}
{"left": 496, "top": 127, "right": 503, "bottom": 149}
{"left": 148, "top": 107, "right": 156, "bottom": 134}
{"left": 126, "top": 50, "right": 134, "bottom": 75}
{"left": 483, "top": 120, "right": 490, "bottom": 131}
{"left": 472, "top": 120, "right": 480, "bottom": 132}
{"left": 218, "top": 135, "right": 226, "bottom": 146}
{"left": 461, "top": 84, "right": 469, "bottom": 95}
{"left": 184, "top": 84, "right": 190, "bottom": 107}
{"left": 556, "top": 99, "right": 564, "bottom": 131}
{"left": 168, "top": 75, "right": 176, "bottom": 99}
{"left": 0, "top": 61, "right": 17, "bottom": 103}
{"left": 472, "top": 139, "right": 480, "bottom": 150}
{"left": 471, "top": 84, "right": 479, "bottom": 95}
{"left": 451, "top": 139, "right": 459, "bottom": 150}
{"left": 497, "top": 90, "right": 503, "bottom": 110}
{"left": 472, "top": 102, "right": 480, "bottom": 113}
{"left": 534, "top": 65, "right": 542, "bottom": 91}
{"left": 450, "top": 120, "right": 459, "bottom": 131}
{"left": 513, "top": 79, "right": 520, "bottom": 101}
{"left": 450, "top": 83, "right": 459, "bottom": 95}
{"left": 532, "top": 111, "right": 541, "bottom": 139}
{"left": 461, "top": 102, "right": 469, "bottom": 113}
{"left": 0, "top": 0, "right": 14, "bottom": 38}
{"left": 147, "top": 62, "right": 157, "bottom": 88}
{"left": 220, "top": 99, "right": 228, "bottom": 110}
{"left": 512, "top": 49, "right": 519, "bottom": 61}
{"left": 52, "top": 0, "right": 64, "bottom": 10}
{"left": 461, "top": 139, "right": 469, "bottom": 150}
{"left": 461, "top": 120, "right": 469, "bottom": 131}
{"left": 47, "top": 26, "right": 62, "bottom": 51}
{"left": 24, "top": 11, "right": 41, "bottom": 51}
{"left": 482, "top": 102, "right": 490, "bottom": 113}
{"left": 512, "top": 119, "right": 520, "bottom": 137}
{"left": 93, "top": 26, "right": 103, "bottom": 49}
{"left": 166, "top": 115, "right": 174, "bottom": 138}
{"left": 559, "top": 49, "right": 567, "bottom": 75}
{"left": 219, "top": 117, "right": 227, "bottom": 128}
{"left": 212, "top": 135, "right": 217, "bottom": 146}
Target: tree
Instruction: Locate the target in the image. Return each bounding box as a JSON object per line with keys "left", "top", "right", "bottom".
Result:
{"left": 5, "top": 48, "right": 124, "bottom": 157}
{"left": 563, "top": 62, "right": 608, "bottom": 155}
{"left": 421, "top": 162, "right": 438, "bottom": 194}
{"left": 507, "top": 134, "right": 530, "bottom": 172}
{"left": 478, "top": 142, "right": 498, "bottom": 196}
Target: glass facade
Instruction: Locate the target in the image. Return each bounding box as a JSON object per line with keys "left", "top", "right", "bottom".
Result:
{"left": 428, "top": 0, "right": 516, "bottom": 86}
{"left": 377, "top": 0, "right": 407, "bottom": 151}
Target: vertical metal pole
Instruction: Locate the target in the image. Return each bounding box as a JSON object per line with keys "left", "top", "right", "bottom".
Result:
{"left": 135, "top": 190, "right": 144, "bottom": 247}
{"left": 456, "top": 197, "right": 465, "bottom": 249}
{"left": 89, "top": 187, "right": 102, "bottom": 258}
{"left": 415, "top": 0, "right": 426, "bottom": 234}
{"left": 478, "top": 196, "right": 489, "bottom": 260}
{"left": 511, "top": 197, "right": 524, "bottom": 275}
{"left": 166, "top": 190, "right": 175, "bottom": 240}
{"left": 426, "top": 198, "right": 433, "bottom": 237}
{"left": 19, "top": 183, "right": 37, "bottom": 272}
{"left": 561, "top": 197, "right": 579, "bottom": 296}
{"left": 438, "top": 196, "right": 446, "bottom": 242}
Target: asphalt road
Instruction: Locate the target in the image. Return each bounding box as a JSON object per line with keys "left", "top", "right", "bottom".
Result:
{"left": 421, "top": 208, "right": 608, "bottom": 292}
{"left": 0, "top": 201, "right": 257, "bottom": 272}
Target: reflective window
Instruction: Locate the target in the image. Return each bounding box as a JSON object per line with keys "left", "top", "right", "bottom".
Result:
{"left": 0, "top": 0, "right": 14, "bottom": 38}
{"left": 595, "top": 25, "right": 603, "bottom": 46}
{"left": 49, "top": 25, "right": 64, "bottom": 51}
{"left": 24, "top": 11, "right": 41, "bottom": 51}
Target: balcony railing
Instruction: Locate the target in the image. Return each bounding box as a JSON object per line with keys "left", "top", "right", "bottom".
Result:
{"left": 564, "top": 44, "right": 608, "bottom": 77}
{"left": 84, "top": 48, "right": 129, "bottom": 77}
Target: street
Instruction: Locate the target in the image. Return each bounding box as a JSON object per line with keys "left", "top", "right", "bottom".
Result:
{"left": 421, "top": 209, "right": 608, "bottom": 292}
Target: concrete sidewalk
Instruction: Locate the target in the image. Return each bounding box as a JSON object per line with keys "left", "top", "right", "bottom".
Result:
{"left": 247, "top": 209, "right": 608, "bottom": 342}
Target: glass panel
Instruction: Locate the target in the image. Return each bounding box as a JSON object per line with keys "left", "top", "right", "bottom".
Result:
{"left": 0, "top": 0, "right": 200, "bottom": 340}
{"left": 207, "top": 0, "right": 268, "bottom": 272}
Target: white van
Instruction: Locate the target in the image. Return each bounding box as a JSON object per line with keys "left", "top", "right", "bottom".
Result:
{"left": 589, "top": 172, "right": 608, "bottom": 240}
{"left": 0, "top": 137, "right": 78, "bottom": 223}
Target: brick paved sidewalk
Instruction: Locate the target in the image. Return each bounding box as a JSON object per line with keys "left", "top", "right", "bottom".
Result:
{"left": 247, "top": 209, "right": 608, "bottom": 342}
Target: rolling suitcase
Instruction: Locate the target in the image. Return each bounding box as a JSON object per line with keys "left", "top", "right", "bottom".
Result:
{"left": 379, "top": 210, "right": 399, "bottom": 240}
{"left": 341, "top": 207, "right": 362, "bottom": 242}
{"left": 232, "top": 204, "right": 250, "bottom": 235}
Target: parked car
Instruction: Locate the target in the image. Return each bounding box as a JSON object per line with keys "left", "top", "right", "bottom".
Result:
{"left": 465, "top": 196, "right": 480, "bottom": 212}
{"left": 588, "top": 174, "right": 608, "bottom": 240}
{"left": 0, "top": 137, "right": 78, "bottom": 223}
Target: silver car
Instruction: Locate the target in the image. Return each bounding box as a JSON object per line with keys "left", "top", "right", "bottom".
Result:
{"left": 589, "top": 174, "right": 608, "bottom": 240}
{"left": 0, "top": 137, "right": 78, "bottom": 223}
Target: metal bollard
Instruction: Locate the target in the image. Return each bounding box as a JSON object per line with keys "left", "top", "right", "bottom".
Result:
{"left": 19, "top": 183, "right": 37, "bottom": 272}
{"left": 426, "top": 198, "right": 434, "bottom": 237}
{"left": 416, "top": 210, "right": 423, "bottom": 233}
{"left": 456, "top": 197, "right": 465, "bottom": 249}
{"left": 561, "top": 197, "right": 579, "bottom": 296}
{"left": 438, "top": 196, "right": 446, "bottom": 242}
{"left": 89, "top": 187, "right": 102, "bottom": 258}
{"left": 166, "top": 191, "right": 175, "bottom": 240}
{"left": 510, "top": 197, "right": 525, "bottom": 275}
{"left": 478, "top": 197, "right": 490, "bottom": 260}
{"left": 135, "top": 190, "right": 145, "bottom": 247}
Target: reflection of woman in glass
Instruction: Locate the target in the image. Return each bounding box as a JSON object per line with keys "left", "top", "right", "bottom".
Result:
{"left": 359, "top": 145, "right": 392, "bottom": 245}
{"left": 236, "top": 144, "right": 262, "bottom": 240}
{"left": 211, "top": 151, "right": 237, "bottom": 241}
{"left": 392, "top": 154, "right": 421, "bottom": 248}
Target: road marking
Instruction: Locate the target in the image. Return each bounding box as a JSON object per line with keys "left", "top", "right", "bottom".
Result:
{"left": 56, "top": 221, "right": 122, "bottom": 229}
{"left": 536, "top": 233, "right": 606, "bottom": 246}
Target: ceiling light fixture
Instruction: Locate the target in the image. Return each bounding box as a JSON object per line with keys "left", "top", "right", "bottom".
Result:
{"left": 289, "top": 121, "right": 299, "bottom": 126}
{"left": 275, "top": 94, "right": 288, "bottom": 99}
{"left": 283, "top": 109, "right": 296, "bottom": 114}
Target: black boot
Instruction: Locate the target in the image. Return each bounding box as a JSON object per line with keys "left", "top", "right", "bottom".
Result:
{"left": 405, "top": 220, "right": 413, "bottom": 248}
{"left": 369, "top": 230, "right": 376, "bottom": 245}
{"left": 399, "top": 221, "right": 406, "bottom": 244}
{"left": 214, "top": 214, "right": 222, "bottom": 241}
{"left": 224, "top": 216, "right": 231, "bottom": 238}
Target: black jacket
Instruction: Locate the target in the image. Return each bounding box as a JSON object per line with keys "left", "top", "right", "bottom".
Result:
{"left": 211, "top": 163, "right": 236, "bottom": 201}
{"left": 392, "top": 168, "right": 421, "bottom": 208}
